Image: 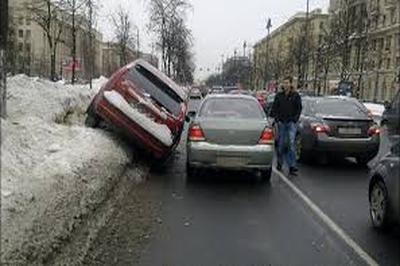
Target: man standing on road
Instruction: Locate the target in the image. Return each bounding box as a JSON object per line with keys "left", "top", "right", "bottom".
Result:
{"left": 270, "top": 76, "right": 302, "bottom": 176}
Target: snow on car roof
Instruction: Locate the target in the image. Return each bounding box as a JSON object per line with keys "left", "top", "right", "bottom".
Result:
{"left": 130, "top": 59, "right": 187, "bottom": 101}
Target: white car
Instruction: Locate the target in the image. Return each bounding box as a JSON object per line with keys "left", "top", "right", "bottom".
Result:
{"left": 363, "top": 102, "right": 385, "bottom": 125}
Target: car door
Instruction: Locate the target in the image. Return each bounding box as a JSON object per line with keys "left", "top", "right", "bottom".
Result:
{"left": 386, "top": 141, "right": 400, "bottom": 222}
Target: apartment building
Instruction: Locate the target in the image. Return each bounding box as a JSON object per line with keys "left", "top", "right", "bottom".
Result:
{"left": 253, "top": 9, "right": 329, "bottom": 90}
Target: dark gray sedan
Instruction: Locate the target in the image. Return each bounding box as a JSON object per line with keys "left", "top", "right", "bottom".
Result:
{"left": 296, "top": 96, "right": 380, "bottom": 164}
{"left": 186, "top": 94, "right": 275, "bottom": 181}
{"left": 369, "top": 140, "right": 400, "bottom": 230}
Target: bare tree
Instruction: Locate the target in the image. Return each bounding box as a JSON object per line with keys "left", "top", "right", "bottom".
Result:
{"left": 64, "top": 0, "right": 87, "bottom": 84}
{"left": 0, "top": 0, "right": 8, "bottom": 117}
{"left": 112, "top": 7, "right": 136, "bottom": 66}
{"left": 86, "top": 0, "right": 97, "bottom": 88}
{"left": 328, "top": 0, "right": 354, "bottom": 81}
{"left": 29, "top": 0, "right": 65, "bottom": 81}
{"left": 148, "top": 0, "right": 191, "bottom": 74}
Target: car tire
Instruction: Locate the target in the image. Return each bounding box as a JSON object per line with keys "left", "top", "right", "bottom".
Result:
{"left": 85, "top": 104, "right": 100, "bottom": 128}
{"left": 186, "top": 161, "right": 196, "bottom": 181}
{"left": 295, "top": 134, "right": 310, "bottom": 163}
{"left": 259, "top": 168, "right": 272, "bottom": 183}
{"left": 369, "top": 179, "right": 391, "bottom": 230}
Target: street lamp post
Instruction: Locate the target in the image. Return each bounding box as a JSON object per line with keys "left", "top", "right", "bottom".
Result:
{"left": 265, "top": 18, "right": 272, "bottom": 89}
{"left": 302, "top": 0, "right": 310, "bottom": 89}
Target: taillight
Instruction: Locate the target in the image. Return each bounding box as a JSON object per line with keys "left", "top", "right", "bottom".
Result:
{"left": 189, "top": 125, "right": 205, "bottom": 141}
{"left": 259, "top": 127, "right": 274, "bottom": 145}
{"left": 368, "top": 125, "right": 380, "bottom": 136}
{"left": 311, "top": 123, "right": 330, "bottom": 134}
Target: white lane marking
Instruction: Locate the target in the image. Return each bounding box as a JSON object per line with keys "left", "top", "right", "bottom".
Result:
{"left": 273, "top": 168, "right": 379, "bottom": 266}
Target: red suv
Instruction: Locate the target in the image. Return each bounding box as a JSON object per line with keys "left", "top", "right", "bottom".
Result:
{"left": 86, "top": 59, "right": 188, "bottom": 159}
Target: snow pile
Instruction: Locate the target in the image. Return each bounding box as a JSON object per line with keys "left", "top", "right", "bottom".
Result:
{"left": 104, "top": 90, "right": 173, "bottom": 146}
{"left": 0, "top": 75, "right": 139, "bottom": 264}
{"left": 6, "top": 74, "right": 107, "bottom": 122}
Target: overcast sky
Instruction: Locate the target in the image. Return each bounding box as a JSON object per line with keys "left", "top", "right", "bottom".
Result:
{"left": 99, "top": 0, "right": 330, "bottom": 80}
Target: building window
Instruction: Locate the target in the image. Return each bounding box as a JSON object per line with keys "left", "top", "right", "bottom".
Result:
{"left": 18, "top": 16, "right": 24, "bottom": 25}
{"left": 386, "top": 58, "right": 391, "bottom": 69}
{"left": 382, "top": 15, "right": 386, "bottom": 27}
{"left": 18, "top": 29, "right": 23, "bottom": 38}
{"left": 385, "top": 36, "right": 392, "bottom": 50}
{"left": 18, "top": 43, "right": 23, "bottom": 52}
{"left": 319, "top": 21, "right": 324, "bottom": 30}
{"left": 372, "top": 39, "right": 377, "bottom": 50}
{"left": 396, "top": 57, "right": 400, "bottom": 67}
{"left": 25, "top": 43, "right": 31, "bottom": 54}
{"left": 25, "top": 30, "right": 31, "bottom": 39}
{"left": 390, "top": 9, "right": 396, "bottom": 24}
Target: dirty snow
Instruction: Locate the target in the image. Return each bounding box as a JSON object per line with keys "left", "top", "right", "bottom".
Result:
{"left": 0, "top": 75, "right": 140, "bottom": 264}
{"left": 6, "top": 74, "right": 108, "bottom": 122}
{"left": 104, "top": 90, "right": 173, "bottom": 147}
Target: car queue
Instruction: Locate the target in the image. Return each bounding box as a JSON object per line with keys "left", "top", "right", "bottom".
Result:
{"left": 84, "top": 60, "right": 399, "bottom": 231}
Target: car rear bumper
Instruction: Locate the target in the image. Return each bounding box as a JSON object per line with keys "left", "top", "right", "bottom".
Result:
{"left": 187, "top": 141, "right": 274, "bottom": 170}
{"left": 315, "top": 134, "right": 380, "bottom": 155}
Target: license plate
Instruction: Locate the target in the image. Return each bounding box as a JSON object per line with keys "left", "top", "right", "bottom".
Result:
{"left": 216, "top": 157, "right": 248, "bottom": 167}
{"left": 338, "top": 127, "right": 361, "bottom": 135}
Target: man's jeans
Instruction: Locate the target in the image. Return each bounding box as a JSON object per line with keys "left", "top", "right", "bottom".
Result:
{"left": 277, "top": 121, "right": 297, "bottom": 169}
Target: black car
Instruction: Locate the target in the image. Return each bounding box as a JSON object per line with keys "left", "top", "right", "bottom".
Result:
{"left": 296, "top": 96, "right": 380, "bottom": 164}
{"left": 381, "top": 89, "right": 400, "bottom": 137}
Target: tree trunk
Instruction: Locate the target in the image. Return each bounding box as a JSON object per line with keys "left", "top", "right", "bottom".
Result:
{"left": 50, "top": 47, "right": 56, "bottom": 81}
{"left": 0, "top": 49, "right": 6, "bottom": 118}
{"left": 71, "top": 4, "right": 76, "bottom": 84}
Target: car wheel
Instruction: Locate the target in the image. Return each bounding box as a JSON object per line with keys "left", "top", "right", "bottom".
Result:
{"left": 369, "top": 180, "right": 390, "bottom": 230}
{"left": 258, "top": 168, "right": 272, "bottom": 183}
{"left": 85, "top": 104, "right": 100, "bottom": 128}
{"left": 186, "top": 161, "right": 196, "bottom": 180}
{"left": 295, "top": 134, "right": 309, "bottom": 162}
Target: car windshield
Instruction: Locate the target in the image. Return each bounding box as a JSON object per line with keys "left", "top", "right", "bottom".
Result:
{"left": 125, "top": 65, "right": 183, "bottom": 117}
{"left": 313, "top": 99, "right": 368, "bottom": 117}
{"left": 199, "top": 98, "right": 265, "bottom": 119}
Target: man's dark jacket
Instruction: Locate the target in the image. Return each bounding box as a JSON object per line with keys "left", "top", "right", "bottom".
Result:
{"left": 270, "top": 90, "right": 302, "bottom": 123}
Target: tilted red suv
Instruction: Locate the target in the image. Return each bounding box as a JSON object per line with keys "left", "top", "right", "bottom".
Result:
{"left": 86, "top": 59, "right": 188, "bottom": 159}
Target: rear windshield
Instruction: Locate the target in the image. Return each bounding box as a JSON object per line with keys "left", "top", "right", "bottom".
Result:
{"left": 314, "top": 99, "right": 368, "bottom": 117}
{"left": 125, "top": 65, "right": 183, "bottom": 116}
{"left": 199, "top": 98, "right": 265, "bottom": 119}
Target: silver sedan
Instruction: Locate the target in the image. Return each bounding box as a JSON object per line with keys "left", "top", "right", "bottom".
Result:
{"left": 186, "top": 94, "right": 275, "bottom": 182}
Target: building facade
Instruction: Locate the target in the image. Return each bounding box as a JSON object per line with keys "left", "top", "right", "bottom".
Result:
{"left": 8, "top": 0, "right": 159, "bottom": 81}
{"left": 365, "top": 0, "right": 400, "bottom": 101}
{"left": 9, "top": 0, "right": 104, "bottom": 80}
{"left": 253, "top": 9, "right": 329, "bottom": 90}
{"left": 254, "top": 1, "right": 400, "bottom": 101}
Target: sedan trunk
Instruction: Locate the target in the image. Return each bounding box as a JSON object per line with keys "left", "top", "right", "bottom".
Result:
{"left": 321, "top": 116, "right": 374, "bottom": 138}
{"left": 198, "top": 119, "right": 267, "bottom": 145}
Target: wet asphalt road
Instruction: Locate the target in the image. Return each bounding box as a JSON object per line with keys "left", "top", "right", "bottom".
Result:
{"left": 138, "top": 128, "right": 399, "bottom": 266}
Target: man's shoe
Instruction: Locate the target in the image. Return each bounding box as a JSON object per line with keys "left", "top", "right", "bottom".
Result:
{"left": 289, "top": 167, "right": 298, "bottom": 176}
{"left": 276, "top": 163, "right": 282, "bottom": 171}
{"left": 291, "top": 167, "right": 299, "bottom": 172}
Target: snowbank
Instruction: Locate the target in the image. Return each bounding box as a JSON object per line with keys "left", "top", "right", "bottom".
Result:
{"left": 6, "top": 74, "right": 107, "bottom": 123}
{"left": 1, "top": 75, "right": 141, "bottom": 264}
